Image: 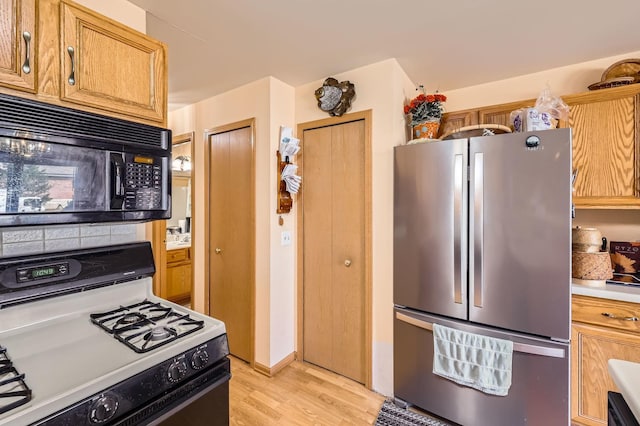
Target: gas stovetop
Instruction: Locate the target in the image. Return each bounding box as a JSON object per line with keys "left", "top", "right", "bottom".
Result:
{"left": 90, "top": 300, "right": 206, "bottom": 353}
{"left": 0, "top": 347, "right": 31, "bottom": 416}
{"left": 0, "top": 243, "right": 227, "bottom": 426}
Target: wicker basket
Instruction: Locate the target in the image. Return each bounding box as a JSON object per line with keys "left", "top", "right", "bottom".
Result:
{"left": 572, "top": 251, "right": 613, "bottom": 280}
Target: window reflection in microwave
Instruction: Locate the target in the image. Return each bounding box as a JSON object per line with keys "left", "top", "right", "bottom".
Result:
{"left": 0, "top": 137, "right": 104, "bottom": 214}
{"left": 0, "top": 162, "right": 77, "bottom": 213}
{"left": 0, "top": 137, "right": 108, "bottom": 214}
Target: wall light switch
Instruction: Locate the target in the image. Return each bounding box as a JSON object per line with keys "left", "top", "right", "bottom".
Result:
{"left": 281, "top": 231, "right": 292, "bottom": 246}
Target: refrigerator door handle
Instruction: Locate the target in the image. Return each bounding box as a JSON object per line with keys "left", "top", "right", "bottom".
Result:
{"left": 453, "top": 153, "right": 464, "bottom": 304}
{"left": 472, "top": 152, "right": 484, "bottom": 308}
{"left": 395, "top": 312, "right": 566, "bottom": 358}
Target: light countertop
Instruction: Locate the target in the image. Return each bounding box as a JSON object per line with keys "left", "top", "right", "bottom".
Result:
{"left": 166, "top": 241, "right": 191, "bottom": 251}
{"left": 572, "top": 281, "right": 640, "bottom": 304}
{"left": 609, "top": 359, "right": 640, "bottom": 421}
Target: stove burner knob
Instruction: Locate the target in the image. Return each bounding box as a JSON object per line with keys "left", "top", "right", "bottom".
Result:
{"left": 89, "top": 394, "right": 118, "bottom": 423}
{"left": 168, "top": 360, "right": 187, "bottom": 382}
{"left": 191, "top": 349, "right": 209, "bottom": 370}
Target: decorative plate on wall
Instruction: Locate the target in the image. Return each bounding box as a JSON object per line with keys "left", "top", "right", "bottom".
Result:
{"left": 314, "top": 77, "right": 355, "bottom": 116}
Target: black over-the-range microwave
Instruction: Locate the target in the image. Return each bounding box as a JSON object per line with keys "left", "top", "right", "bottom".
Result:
{"left": 0, "top": 93, "right": 171, "bottom": 227}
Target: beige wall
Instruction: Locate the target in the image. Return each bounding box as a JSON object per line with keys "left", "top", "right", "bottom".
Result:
{"left": 446, "top": 50, "right": 640, "bottom": 111}
{"left": 168, "top": 77, "right": 296, "bottom": 368}
{"left": 170, "top": 50, "right": 640, "bottom": 396}
{"left": 268, "top": 80, "right": 297, "bottom": 363}
{"left": 295, "top": 58, "right": 415, "bottom": 395}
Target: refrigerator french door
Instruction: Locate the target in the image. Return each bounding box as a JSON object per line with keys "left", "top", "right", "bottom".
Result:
{"left": 393, "top": 129, "right": 572, "bottom": 425}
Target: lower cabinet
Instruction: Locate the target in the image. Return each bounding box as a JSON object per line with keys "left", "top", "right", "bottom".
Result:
{"left": 165, "top": 247, "right": 192, "bottom": 305}
{"left": 571, "top": 295, "right": 640, "bottom": 425}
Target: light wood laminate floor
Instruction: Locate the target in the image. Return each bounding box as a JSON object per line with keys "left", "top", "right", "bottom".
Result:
{"left": 229, "top": 356, "right": 386, "bottom": 425}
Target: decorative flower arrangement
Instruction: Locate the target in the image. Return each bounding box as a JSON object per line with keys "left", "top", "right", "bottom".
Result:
{"left": 404, "top": 87, "right": 447, "bottom": 126}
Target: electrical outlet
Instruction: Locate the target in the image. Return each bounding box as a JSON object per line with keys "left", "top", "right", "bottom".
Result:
{"left": 281, "top": 231, "right": 292, "bottom": 246}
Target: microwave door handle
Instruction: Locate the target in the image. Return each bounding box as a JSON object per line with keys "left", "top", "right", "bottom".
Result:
{"left": 110, "top": 153, "right": 125, "bottom": 209}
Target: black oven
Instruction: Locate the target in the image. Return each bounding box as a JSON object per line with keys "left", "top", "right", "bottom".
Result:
{"left": 33, "top": 344, "right": 231, "bottom": 426}
{"left": 608, "top": 391, "right": 640, "bottom": 426}
{"left": 0, "top": 93, "right": 171, "bottom": 226}
{"left": 0, "top": 243, "right": 231, "bottom": 426}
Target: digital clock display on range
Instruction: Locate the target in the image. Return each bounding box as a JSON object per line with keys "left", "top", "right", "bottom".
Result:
{"left": 16, "top": 262, "right": 70, "bottom": 283}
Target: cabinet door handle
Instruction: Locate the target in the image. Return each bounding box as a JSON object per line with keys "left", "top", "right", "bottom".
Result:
{"left": 215, "top": 248, "right": 222, "bottom": 254}
{"left": 67, "top": 46, "right": 76, "bottom": 86}
{"left": 344, "top": 259, "right": 351, "bottom": 267}
{"left": 602, "top": 312, "right": 639, "bottom": 321}
{"left": 22, "top": 31, "right": 31, "bottom": 74}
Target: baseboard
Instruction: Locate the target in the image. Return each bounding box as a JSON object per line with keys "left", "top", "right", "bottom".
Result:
{"left": 253, "top": 352, "right": 296, "bottom": 377}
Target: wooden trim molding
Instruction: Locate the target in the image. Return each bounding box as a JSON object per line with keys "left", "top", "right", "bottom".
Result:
{"left": 254, "top": 352, "right": 296, "bottom": 377}
{"left": 150, "top": 132, "right": 194, "bottom": 300}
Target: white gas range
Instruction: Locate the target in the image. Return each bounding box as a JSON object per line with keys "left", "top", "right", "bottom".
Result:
{"left": 0, "top": 242, "right": 230, "bottom": 425}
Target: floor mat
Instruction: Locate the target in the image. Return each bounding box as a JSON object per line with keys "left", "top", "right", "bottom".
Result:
{"left": 374, "top": 400, "right": 453, "bottom": 426}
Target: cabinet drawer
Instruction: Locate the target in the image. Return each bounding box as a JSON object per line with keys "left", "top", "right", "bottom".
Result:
{"left": 572, "top": 295, "right": 640, "bottom": 333}
{"left": 167, "top": 247, "right": 190, "bottom": 264}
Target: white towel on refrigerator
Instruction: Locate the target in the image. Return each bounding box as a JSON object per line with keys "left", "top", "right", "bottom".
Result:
{"left": 432, "top": 323, "right": 513, "bottom": 396}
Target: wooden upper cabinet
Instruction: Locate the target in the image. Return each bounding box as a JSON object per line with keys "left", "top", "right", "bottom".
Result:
{"left": 443, "top": 85, "right": 640, "bottom": 209}
{"left": 478, "top": 99, "right": 535, "bottom": 128}
{"left": 563, "top": 85, "right": 640, "bottom": 208}
{"left": 439, "top": 99, "right": 534, "bottom": 138}
{"left": 439, "top": 109, "right": 477, "bottom": 137}
{"left": 59, "top": 0, "right": 166, "bottom": 122}
{"left": 0, "top": 0, "right": 37, "bottom": 92}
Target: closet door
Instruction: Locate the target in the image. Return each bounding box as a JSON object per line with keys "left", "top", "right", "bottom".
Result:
{"left": 209, "top": 125, "right": 254, "bottom": 363}
{"left": 302, "top": 119, "right": 366, "bottom": 383}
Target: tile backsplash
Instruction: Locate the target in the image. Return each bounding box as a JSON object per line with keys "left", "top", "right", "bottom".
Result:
{"left": 0, "top": 223, "right": 139, "bottom": 257}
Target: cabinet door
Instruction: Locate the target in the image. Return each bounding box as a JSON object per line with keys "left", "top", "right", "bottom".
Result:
{"left": 60, "top": 1, "right": 166, "bottom": 122}
{"left": 166, "top": 262, "right": 192, "bottom": 303}
{"left": 478, "top": 99, "right": 534, "bottom": 128}
{"left": 439, "top": 109, "right": 477, "bottom": 137}
{"left": 571, "top": 322, "right": 640, "bottom": 425}
{"left": 0, "top": 0, "right": 36, "bottom": 92}
{"left": 565, "top": 87, "right": 640, "bottom": 207}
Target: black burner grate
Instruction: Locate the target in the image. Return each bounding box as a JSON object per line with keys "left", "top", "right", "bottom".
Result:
{"left": 0, "top": 347, "right": 32, "bottom": 416}
{"left": 90, "top": 300, "right": 205, "bottom": 353}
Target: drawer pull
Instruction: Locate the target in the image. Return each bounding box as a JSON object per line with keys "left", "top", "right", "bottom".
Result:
{"left": 602, "top": 312, "right": 639, "bottom": 321}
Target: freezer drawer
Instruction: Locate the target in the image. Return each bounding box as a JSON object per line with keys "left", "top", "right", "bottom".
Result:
{"left": 394, "top": 307, "right": 570, "bottom": 426}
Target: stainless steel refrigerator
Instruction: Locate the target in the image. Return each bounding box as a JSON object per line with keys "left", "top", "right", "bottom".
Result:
{"left": 393, "top": 129, "right": 572, "bottom": 426}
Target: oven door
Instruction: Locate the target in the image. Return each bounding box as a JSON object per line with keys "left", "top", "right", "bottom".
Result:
{"left": 608, "top": 391, "right": 640, "bottom": 426}
{"left": 114, "top": 357, "right": 231, "bottom": 426}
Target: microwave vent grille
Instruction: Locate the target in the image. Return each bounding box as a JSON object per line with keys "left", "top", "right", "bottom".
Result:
{"left": 0, "top": 94, "right": 168, "bottom": 151}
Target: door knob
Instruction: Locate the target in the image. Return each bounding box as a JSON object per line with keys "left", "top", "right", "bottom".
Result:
{"left": 215, "top": 248, "right": 222, "bottom": 254}
{"left": 344, "top": 259, "right": 352, "bottom": 267}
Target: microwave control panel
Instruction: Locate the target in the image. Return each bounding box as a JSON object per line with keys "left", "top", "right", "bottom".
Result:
{"left": 123, "top": 154, "right": 164, "bottom": 210}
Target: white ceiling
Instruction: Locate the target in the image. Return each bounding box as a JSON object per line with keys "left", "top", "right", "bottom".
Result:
{"left": 127, "top": 0, "right": 640, "bottom": 111}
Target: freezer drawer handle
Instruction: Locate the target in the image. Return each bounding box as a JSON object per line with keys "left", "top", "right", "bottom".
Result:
{"left": 395, "top": 312, "right": 566, "bottom": 358}
{"left": 602, "top": 312, "right": 639, "bottom": 321}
